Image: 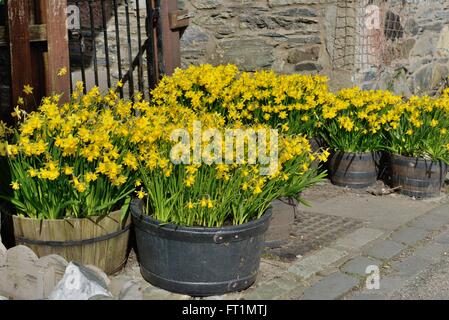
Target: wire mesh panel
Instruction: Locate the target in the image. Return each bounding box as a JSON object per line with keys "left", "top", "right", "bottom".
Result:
{"left": 331, "top": 0, "right": 357, "bottom": 71}
{"left": 355, "top": 0, "right": 406, "bottom": 76}
{"left": 331, "top": 0, "right": 420, "bottom": 83}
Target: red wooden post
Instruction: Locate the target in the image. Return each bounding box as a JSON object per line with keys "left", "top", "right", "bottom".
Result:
{"left": 159, "top": 0, "right": 181, "bottom": 76}
{"left": 7, "top": 0, "right": 34, "bottom": 112}
{"left": 44, "top": 0, "right": 70, "bottom": 102}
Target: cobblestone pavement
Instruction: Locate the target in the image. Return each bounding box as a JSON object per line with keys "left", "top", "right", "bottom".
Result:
{"left": 111, "top": 180, "right": 449, "bottom": 300}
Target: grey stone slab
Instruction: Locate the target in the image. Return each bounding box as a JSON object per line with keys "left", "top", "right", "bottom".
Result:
{"left": 334, "top": 228, "right": 385, "bottom": 251}
{"left": 364, "top": 240, "right": 406, "bottom": 260}
{"left": 390, "top": 257, "right": 449, "bottom": 299}
{"left": 341, "top": 256, "right": 382, "bottom": 277}
{"left": 288, "top": 247, "right": 348, "bottom": 279}
{"left": 414, "top": 243, "right": 448, "bottom": 261}
{"left": 390, "top": 226, "right": 429, "bottom": 245}
{"left": 301, "top": 272, "right": 359, "bottom": 300}
{"left": 143, "top": 286, "right": 189, "bottom": 300}
{"left": 272, "top": 273, "right": 302, "bottom": 291}
{"left": 409, "top": 214, "right": 449, "bottom": 231}
{"left": 357, "top": 275, "right": 409, "bottom": 297}
{"left": 378, "top": 276, "right": 409, "bottom": 294}
{"left": 349, "top": 293, "right": 385, "bottom": 300}
{"left": 426, "top": 204, "right": 449, "bottom": 217}
{"left": 245, "top": 281, "right": 290, "bottom": 300}
{"left": 435, "top": 229, "right": 449, "bottom": 244}
{"left": 392, "top": 255, "right": 433, "bottom": 277}
{"left": 306, "top": 194, "right": 439, "bottom": 230}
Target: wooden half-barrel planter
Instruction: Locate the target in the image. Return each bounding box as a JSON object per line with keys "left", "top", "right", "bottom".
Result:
{"left": 12, "top": 210, "right": 131, "bottom": 275}
{"left": 328, "top": 151, "right": 378, "bottom": 189}
{"left": 390, "top": 154, "right": 448, "bottom": 198}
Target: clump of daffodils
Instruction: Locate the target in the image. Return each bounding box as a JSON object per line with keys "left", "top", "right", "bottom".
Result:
{"left": 2, "top": 83, "right": 139, "bottom": 219}
{"left": 152, "top": 64, "right": 331, "bottom": 137}
{"left": 1, "top": 82, "right": 329, "bottom": 225}
{"left": 319, "top": 87, "right": 403, "bottom": 153}
{"left": 384, "top": 91, "right": 449, "bottom": 162}
{"left": 135, "top": 105, "right": 330, "bottom": 227}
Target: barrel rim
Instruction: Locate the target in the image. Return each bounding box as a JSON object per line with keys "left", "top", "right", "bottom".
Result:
{"left": 10, "top": 209, "right": 123, "bottom": 223}
{"left": 12, "top": 210, "right": 131, "bottom": 247}
{"left": 331, "top": 150, "right": 378, "bottom": 157}
{"left": 131, "top": 199, "right": 272, "bottom": 236}
{"left": 391, "top": 153, "right": 448, "bottom": 165}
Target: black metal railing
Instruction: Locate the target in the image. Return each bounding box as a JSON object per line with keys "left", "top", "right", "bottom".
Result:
{"left": 68, "top": 0, "right": 159, "bottom": 99}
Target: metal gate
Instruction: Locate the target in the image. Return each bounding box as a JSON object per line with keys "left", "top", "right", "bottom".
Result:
{"left": 0, "top": 0, "right": 188, "bottom": 121}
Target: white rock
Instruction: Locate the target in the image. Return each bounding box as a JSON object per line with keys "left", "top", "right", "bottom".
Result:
{"left": 48, "top": 262, "right": 112, "bottom": 300}
{"left": 0, "top": 296, "right": 8, "bottom": 300}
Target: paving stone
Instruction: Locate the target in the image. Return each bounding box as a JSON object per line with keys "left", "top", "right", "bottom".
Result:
{"left": 378, "top": 275, "right": 409, "bottom": 294}
{"left": 364, "top": 240, "right": 406, "bottom": 260}
{"left": 334, "top": 228, "right": 385, "bottom": 251}
{"left": 307, "top": 194, "right": 439, "bottom": 230}
{"left": 414, "top": 243, "right": 449, "bottom": 261}
{"left": 143, "top": 286, "right": 189, "bottom": 300}
{"left": 392, "top": 255, "right": 433, "bottom": 277}
{"left": 205, "top": 292, "right": 244, "bottom": 300}
{"left": 434, "top": 229, "right": 449, "bottom": 244}
{"left": 390, "top": 226, "right": 429, "bottom": 245}
{"left": 244, "top": 281, "right": 290, "bottom": 300}
{"left": 271, "top": 273, "right": 302, "bottom": 291}
{"left": 357, "top": 275, "right": 408, "bottom": 296}
{"left": 409, "top": 214, "right": 449, "bottom": 231}
{"left": 278, "top": 285, "right": 306, "bottom": 300}
{"left": 301, "top": 272, "right": 359, "bottom": 300}
{"left": 426, "top": 204, "right": 449, "bottom": 218}
{"left": 349, "top": 293, "right": 385, "bottom": 300}
{"left": 341, "top": 256, "right": 382, "bottom": 277}
{"left": 287, "top": 247, "right": 348, "bottom": 279}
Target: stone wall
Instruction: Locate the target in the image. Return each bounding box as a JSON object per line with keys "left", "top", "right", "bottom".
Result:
{"left": 179, "top": 0, "right": 333, "bottom": 73}
{"left": 178, "top": 0, "right": 449, "bottom": 95}
{"left": 360, "top": 0, "right": 449, "bottom": 96}
{"left": 1, "top": 0, "right": 449, "bottom": 107}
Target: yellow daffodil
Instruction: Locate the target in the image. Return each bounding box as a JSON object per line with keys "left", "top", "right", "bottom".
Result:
{"left": 57, "top": 67, "right": 68, "bottom": 77}
{"left": 11, "top": 181, "right": 20, "bottom": 190}
{"left": 23, "top": 84, "right": 34, "bottom": 95}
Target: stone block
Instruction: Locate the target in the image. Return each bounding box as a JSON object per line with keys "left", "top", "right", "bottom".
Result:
{"left": 341, "top": 256, "right": 382, "bottom": 277}
{"left": 390, "top": 227, "right": 429, "bottom": 246}
{"left": 364, "top": 240, "right": 406, "bottom": 260}
{"left": 288, "top": 247, "right": 348, "bottom": 279}
{"left": 301, "top": 272, "right": 359, "bottom": 300}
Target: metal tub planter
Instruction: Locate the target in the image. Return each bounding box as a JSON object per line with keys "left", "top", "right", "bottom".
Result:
{"left": 131, "top": 199, "right": 272, "bottom": 297}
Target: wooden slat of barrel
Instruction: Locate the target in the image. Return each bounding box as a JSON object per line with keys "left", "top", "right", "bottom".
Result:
{"left": 329, "top": 151, "right": 377, "bottom": 188}
{"left": 391, "top": 154, "right": 447, "bottom": 198}
{"left": 12, "top": 210, "right": 130, "bottom": 274}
